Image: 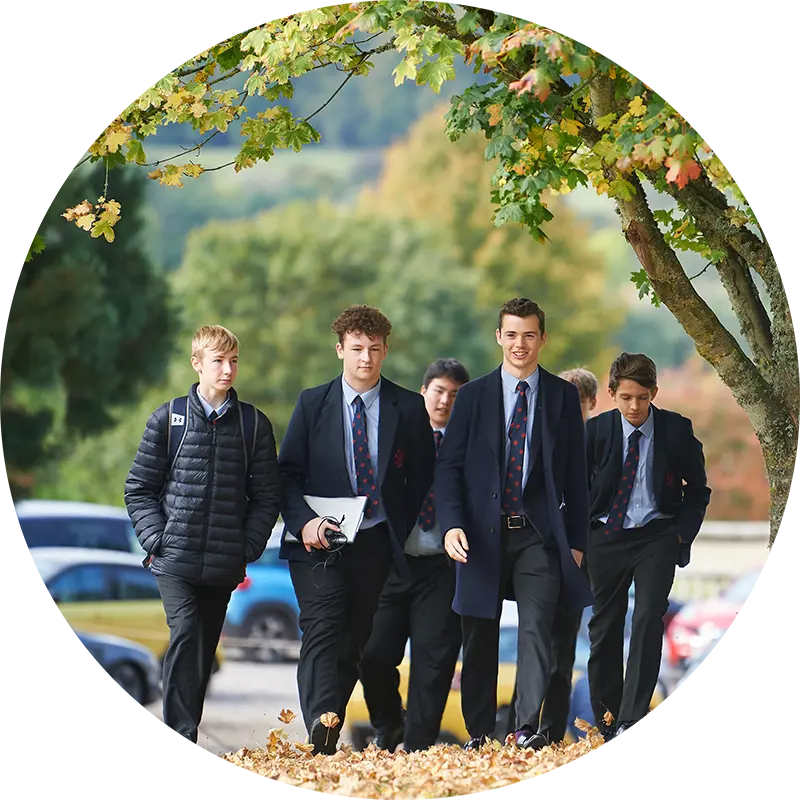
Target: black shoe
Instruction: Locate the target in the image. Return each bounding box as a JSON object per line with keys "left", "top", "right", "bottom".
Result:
{"left": 464, "top": 734, "right": 491, "bottom": 750}
{"left": 373, "top": 721, "right": 404, "bottom": 753}
{"left": 514, "top": 726, "right": 548, "bottom": 750}
{"left": 309, "top": 717, "right": 340, "bottom": 755}
{"left": 615, "top": 721, "right": 635, "bottom": 737}
{"left": 597, "top": 721, "right": 617, "bottom": 742}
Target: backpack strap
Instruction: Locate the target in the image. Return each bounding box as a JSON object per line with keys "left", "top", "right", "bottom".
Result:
{"left": 167, "top": 396, "right": 190, "bottom": 472}
{"left": 237, "top": 401, "right": 258, "bottom": 473}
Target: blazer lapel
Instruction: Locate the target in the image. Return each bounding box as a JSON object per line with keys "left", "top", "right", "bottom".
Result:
{"left": 377, "top": 379, "right": 400, "bottom": 486}
{"left": 318, "top": 377, "right": 350, "bottom": 489}
{"left": 610, "top": 410, "right": 623, "bottom": 487}
{"left": 481, "top": 367, "right": 505, "bottom": 468}
{"left": 651, "top": 405, "right": 667, "bottom": 505}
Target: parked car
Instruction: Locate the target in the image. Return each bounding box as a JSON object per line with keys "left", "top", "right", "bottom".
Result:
{"left": 344, "top": 599, "right": 667, "bottom": 749}
{"left": 222, "top": 535, "right": 301, "bottom": 662}
{"left": 16, "top": 500, "right": 142, "bottom": 554}
{"left": 664, "top": 568, "right": 761, "bottom": 675}
{"left": 30, "top": 547, "right": 224, "bottom": 673}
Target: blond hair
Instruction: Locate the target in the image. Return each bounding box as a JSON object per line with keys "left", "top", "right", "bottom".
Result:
{"left": 558, "top": 367, "right": 598, "bottom": 402}
{"left": 191, "top": 325, "right": 239, "bottom": 359}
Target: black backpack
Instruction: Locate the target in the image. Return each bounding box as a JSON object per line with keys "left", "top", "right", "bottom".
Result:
{"left": 166, "top": 395, "right": 258, "bottom": 473}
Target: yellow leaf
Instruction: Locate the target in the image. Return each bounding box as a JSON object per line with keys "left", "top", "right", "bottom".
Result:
{"left": 76, "top": 214, "right": 95, "bottom": 231}
{"left": 543, "top": 129, "right": 560, "bottom": 149}
{"left": 62, "top": 200, "right": 94, "bottom": 221}
{"left": 105, "top": 127, "right": 130, "bottom": 153}
{"left": 183, "top": 164, "right": 205, "bottom": 179}
{"left": 628, "top": 95, "right": 647, "bottom": 117}
{"left": 190, "top": 101, "right": 206, "bottom": 118}
{"left": 559, "top": 118, "right": 582, "bottom": 136}
{"left": 278, "top": 708, "right": 296, "bottom": 725}
{"left": 487, "top": 103, "right": 503, "bottom": 127}
{"left": 320, "top": 712, "right": 340, "bottom": 729}
{"left": 147, "top": 169, "right": 164, "bottom": 181}
{"left": 102, "top": 199, "right": 121, "bottom": 218}
{"left": 609, "top": 65, "right": 617, "bottom": 79}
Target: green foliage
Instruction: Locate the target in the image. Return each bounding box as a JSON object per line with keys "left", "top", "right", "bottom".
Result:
{"left": 2, "top": 164, "right": 177, "bottom": 497}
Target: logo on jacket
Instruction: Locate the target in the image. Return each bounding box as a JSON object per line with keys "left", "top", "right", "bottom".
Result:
{"left": 171, "top": 413, "right": 185, "bottom": 426}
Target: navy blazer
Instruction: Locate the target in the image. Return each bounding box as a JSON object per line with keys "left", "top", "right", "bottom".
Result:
{"left": 435, "top": 365, "right": 593, "bottom": 618}
{"left": 586, "top": 406, "right": 711, "bottom": 567}
{"left": 277, "top": 375, "right": 435, "bottom": 571}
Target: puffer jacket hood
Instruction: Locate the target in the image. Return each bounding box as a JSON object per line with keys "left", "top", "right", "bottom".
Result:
{"left": 125, "top": 383, "right": 281, "bottom": 586}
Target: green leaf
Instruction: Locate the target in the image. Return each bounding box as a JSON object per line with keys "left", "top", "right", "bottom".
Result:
{"left": 25, "top": 234, "right": 46, "bottom": 263}
{"left": 393, "top": 55, "right": 418, "bottom": 86}
{"left": 394, "top": 28, "right": 421, "bottom": 53}
{"left": 216, "top": 44, "right": 243, "bottom": 71}
{"left": 416, "top": 58, "right": 454, "bottom": 94}
{"left": 126, "top": 138, "right": 147, "bottom": 165}
{"left": 608, "top": 178, "right": 637, "bottom": 201}
{"left": 456, "top": 9, "right": 480, "bottom": 34}
{"left": 241, "top": 27, "right": 270, "bottom": 55}
{"left": 485, "top": 135, "right": 515, "bottom": 160}
{"left": 495, "top": 203, "right": 525, "bottom": 226}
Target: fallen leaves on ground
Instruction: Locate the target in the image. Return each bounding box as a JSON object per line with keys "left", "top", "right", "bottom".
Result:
{"left": 221, "top": 717, "right": 605, "bottom": 797}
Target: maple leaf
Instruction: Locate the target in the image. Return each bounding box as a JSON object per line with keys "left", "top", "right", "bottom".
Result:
{"left": 545, "top": 35, "right": 563, "bottom": 60}
{"left": 190, "top": 101, "right": 207, "bottom": 118}
{"left": 665, "top": 156, "right": 702, "bottom": 189}
{"left": 104, "top": 127, "right": 130, "bottom": 153}
{"left": 628, "top": 95, "right": 647, "bottom": 117}
{"left": 320, "top": 712, "right": 340, "bottom": 729}
{"left": 183, "top": 164, "right": 205, "bottom": 179}
{"left": 509, "top": 67, "right": 551, "bottom": 102}
{"left": 278, "top": 708, "right": 296, "bottom": 725}
{"left": 72, "top": 213, "right": 95, "bottom": 231}
{"left": 559, "top": 118, "right": 582, "bottom": 136}
{"left": 147, "top": 169, "right": 163, "bottom": 181}
{"left": 487, "top": 103, "right": 503, "bottom": 127}
{"left": 603, "top": 710, "right": 615, "bottom": 726}
{"left": 61, "top": 200, "right": 94, "bottom": 222}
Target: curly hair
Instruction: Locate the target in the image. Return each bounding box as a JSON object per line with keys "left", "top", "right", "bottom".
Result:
{"left": 608, "top": 352, "right": 658, "bottom": 391}
{"left": 331, "top": 305, "right": 393, "bottom": 344}
{"left": 497, "top": 297, "right": 546, "bottom": 335}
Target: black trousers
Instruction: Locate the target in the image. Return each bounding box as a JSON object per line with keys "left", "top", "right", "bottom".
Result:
{"left": 461, "top": 527, "right": 561, "bottom": 738}
{"left": 360, "top": 553, "right": 462, "bottom": 750}
{"left": 289, "top": 524, "right": 394, "bottom": 733}
{"left": 155, "top": 573, "right": 236, "bottom": 743}
{"left": 587, "top": 518, "right": 678, "bottom": 727}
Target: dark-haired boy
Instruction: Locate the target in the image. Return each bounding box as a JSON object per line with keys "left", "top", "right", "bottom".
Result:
{"left": 360, "top": 358, "right": 470, "bottom": 753}
{"left": 278, "top": 305, "right": 435, "bottom": 754}
{"left": 436, "top": 298, "right": 593, "bottom": 751}
{"left": 585, "top": 353, "right": 710, "bottom": 739}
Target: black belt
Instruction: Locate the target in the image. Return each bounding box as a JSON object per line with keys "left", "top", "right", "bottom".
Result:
{"left": 501, "top": 514, "right": 533, "bottom": 530}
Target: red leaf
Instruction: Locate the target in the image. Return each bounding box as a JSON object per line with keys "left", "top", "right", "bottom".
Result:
{"left": 664, "top": 156, "right": 701, "bottom": 189}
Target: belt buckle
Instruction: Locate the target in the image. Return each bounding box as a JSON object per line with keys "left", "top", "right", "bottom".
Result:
{"left": 507, "top": 515, "right": 524, "bottom": 530}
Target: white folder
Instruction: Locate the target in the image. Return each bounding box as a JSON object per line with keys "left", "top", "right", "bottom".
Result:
{"left": 302, "top": 495, "right": 368, "bottom": 542}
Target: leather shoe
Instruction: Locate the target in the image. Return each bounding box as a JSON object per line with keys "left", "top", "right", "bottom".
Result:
{"left": 615, "top": 722, "right": 635, "bottom": 737}
{"left": 464, "top": 734, "right": 490, "bottom": 750}
{"left": 309, "top": 717, "right": 339, "bottom": 755}
{"left": 597, "top": 722, "right": 616, "bottom": 742}
{"left": 373, "top": 721, "right": 404, "bottom": 753}
{"left": 514, "top": 727, "right": 548, "bottom": 750}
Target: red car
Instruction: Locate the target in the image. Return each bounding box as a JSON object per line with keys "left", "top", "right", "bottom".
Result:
{"left": 665, "top": 569, "right": 761, "bottom": 669}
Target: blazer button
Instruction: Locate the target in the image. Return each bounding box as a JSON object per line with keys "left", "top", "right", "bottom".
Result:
{"left": 489, "top": 527, "right": 495, "bottom": 534}
{"left": 492, "top": 492, "right": 498, "bottom": 499}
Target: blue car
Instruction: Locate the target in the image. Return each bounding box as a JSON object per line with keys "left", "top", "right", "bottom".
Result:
{"left": 222, "top": 542, "right": 301, "bottom": 662}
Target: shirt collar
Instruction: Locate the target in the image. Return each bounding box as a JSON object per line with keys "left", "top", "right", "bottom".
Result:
{"left": 621, "top": 407, "right": 654, "bottom": 439}
{"left": 197, "top": 390, "right": 230, "bottom": 419}
{"left": 342, "top": 375, "right": 382, "bottom": 409}
{"left": 501, "top": 365, "right": 539, "bottom": 395}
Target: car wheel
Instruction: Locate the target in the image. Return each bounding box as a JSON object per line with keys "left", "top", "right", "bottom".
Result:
{"left": 245, "top": 608, "right": 297, "bottom": 662}
{"left": 109, "top": 662, "right": 147, "bottom": 705}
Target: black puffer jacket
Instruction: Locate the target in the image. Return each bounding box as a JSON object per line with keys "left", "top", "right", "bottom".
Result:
{"left": 124, "top": 384, "right": 282, "bottom": 586}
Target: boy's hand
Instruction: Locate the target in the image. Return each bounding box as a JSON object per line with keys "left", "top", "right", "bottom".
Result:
{"left": 444, "top": 528, "right": 469, "bottom": 563}
{"left": 300, "top": 517, "right": 341, "bottom": 553}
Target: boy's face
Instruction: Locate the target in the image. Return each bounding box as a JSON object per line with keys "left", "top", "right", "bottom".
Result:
{"left": 421, "top": 376, "right": 464, "bottom": 430}
{"left": 580, "top": 395, "right": 597, "bottom": 423}
{"left": 496, "top": 314, "right": 546, "bottom": 375}
{"left": 609, "top": 379, "right": 658, "bottom": 427}
{"left": 191, "top": 347, "right": 238, "bottom": 393}
{"left": 336, "top": 331, "right": 387, "bottom": 388}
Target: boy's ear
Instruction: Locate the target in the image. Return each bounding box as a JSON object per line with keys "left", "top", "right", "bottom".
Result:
{"left": 590, "top": 397, "right": 598, "bottom": 410}
{"left": 190, "top": 355, "right": 202, "bottom": 374}
{"left": 650, "top": 386, "right": 659, "bottom": 401}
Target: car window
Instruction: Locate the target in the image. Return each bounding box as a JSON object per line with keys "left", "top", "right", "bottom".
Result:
{"left": 48, "top": 565, "right": 110, "bottom": 602}
{"left": 253, "top": 548, "right": 283, "bottom": 567}
{"left": 725, "top": 569, "right": 800, "bottom": 603}
{"left": 110, "top": 566, "right": 161, "bottom": 601}
{"left": 18, "top": 516, "right": 135, "bottom": 552}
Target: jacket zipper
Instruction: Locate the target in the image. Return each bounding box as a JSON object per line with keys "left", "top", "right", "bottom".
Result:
{"left": 200, "top": 420, "right": 217, "bottom": 572}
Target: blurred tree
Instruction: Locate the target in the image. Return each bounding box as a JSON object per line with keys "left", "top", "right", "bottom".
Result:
{"left": 594, "top": 355, "right": 770, "bottom": 520}
{"left": 2, "top": 164, "right": 176, "bottom": 497}
{"left": 360, "top": 105, "right": 618, "bottom": 377}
